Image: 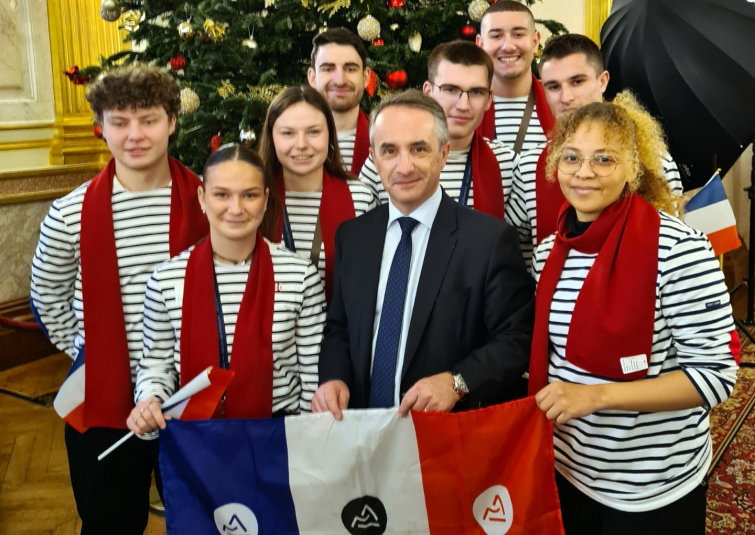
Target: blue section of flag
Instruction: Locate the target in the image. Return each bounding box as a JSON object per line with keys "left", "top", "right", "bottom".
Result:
{"left": 160, "top": 418, "right": 299, "bottom": 535}
{"left": 67, "top": 346, "right": 85, "bottom": 378}
{"left": 684, "top": 173, "right": 728, "bottom": 212}
{"left": 28, "top": 298, "right": 50, "bottom": 340}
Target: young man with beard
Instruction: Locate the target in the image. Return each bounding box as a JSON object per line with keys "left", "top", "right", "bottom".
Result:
{"left": 308, "top": 28, "right": 372, "bottom": 176}
{"left": 505, "top": 33, "right": 684, "bottom": 270}
{"left": 30, "top": 65, "right": 207, "bottom": 534}
{"left": 359, "top": 41, "right": 517, "bottom": 219}
{"left": 475, "top": 0, "right": 555, "bottom": 154}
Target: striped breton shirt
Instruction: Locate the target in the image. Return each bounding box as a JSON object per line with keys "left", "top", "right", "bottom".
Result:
{"left": 491, "top": 95, "right": 547, "bottom": 153}
{"left": 507, "top": 145, "right": 685, "bottom": 272}
{"left": 30, "top": 177, "right": 173, "bottom": 382}
{"left": 358, "top": 139, "right": 518, "bottom": 210}
{"left": 135, "top": 239, "right": 327, "bottom": 414}
{"left": 337, "top": 128, "right": 357, "bottom": 172}
{"left": 532, "top": 211, "right": 738, "bottom": 512}
{"left": 284, "top": 180, "right": 377, "bottom": 282}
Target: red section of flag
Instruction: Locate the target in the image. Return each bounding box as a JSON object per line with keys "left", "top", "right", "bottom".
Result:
{"left": 66, "top": 403, "right": 87, "bottom": 434}
{"left": 707, "top": 226, "right": 741, "bottom": 257}
{"left": 179, "top": 369, "right": 235, "bottom": 420}
{"left": 413, "top": 398, "right": 564, "bottom": 535}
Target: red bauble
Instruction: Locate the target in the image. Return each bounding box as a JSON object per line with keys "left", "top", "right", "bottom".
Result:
{"left": 388, "top": 0, "right": 405, "bottom": 7}
{"left": 93, "top": 125, "right": 103, "bottom": 139}
{"left": 169, "top": 55, "right": 186, "bottom": 70}
{"left": 210, "top": 134, "right": 223, "bottom": 152}
{"left": 460, "top": 23, "right": 476, "bottom": 40}
{"left": 366, "top": 70, "right": 377, "bottom": 97}
{"left": 385, "top": 69, "right": 408, "bottom": 90}
{"left": 372, "top": 38, "right": 385, "bottom": 47}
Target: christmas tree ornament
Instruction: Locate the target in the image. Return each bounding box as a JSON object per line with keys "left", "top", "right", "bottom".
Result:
{"left": 169, "top": 55, "right": 186, "bottom": 71}
{"left": 247, "top": 84, "right": 286, "bottom": 104}
{"left": 467, "top": 0, "right": 489, "bottom": 23}
{"left": 121, "top": 10, "right": 142, "bottom": 32}
{"left": 460, "top": 23, "right": 476, "bottom": 40}
{"left": 408, "top": 32, "right": 422, "bottom": 52}
{"left": 390, "top": 23, "right": 399, "bottom": 31}
{"left": 203, "top": 19, "right": 228, "bottom": 42}
{"left": 180, "top": 88, "right": 200, "bottom": 114}
{"left": 534, "top": 42, "right": 543, "bottom": 61}
{"left": 93, "top": 125, "right": 104, "bottom": 140}
{"left": 100, "top": 0, "right": 121, "bottom": 22}
{"left": 211, "top": 134, "right": 223, "bottom": 152}
{"left": 63, "top": 65, "right": 91, "bottom": 85}
{"left": 178, "top": 21, "right": 194, "bottom": 39}
{"left": 366, "top": 70, "right": 377, "bottom": 97}
{"left": 385, "top": 69, "right": 408, "bottom": 89}
{"left": 357, "top": 15, "right": 381, "bottom": 41}
{"left": 387, "top": 0, "right": 405, "bottom": 8}
{"left": 217, "top": 80, "right": 236, "bottom": 99}
{"left": 318, "top": 22, "right": 328, "bottom": 33}
{"left": 241, "top": 37, "right": 258, "bottom": 49}
{"left": 305, "top": 22, "right": 316, "bottom": 31}
{"left": 240, "top": 129, "right": 257, "bottom": 145}
{"left": 261, "top": 9, "right": 268, "bottom": 17}
{"left": 371, "top": 37, "right": 385, "bottom": 47}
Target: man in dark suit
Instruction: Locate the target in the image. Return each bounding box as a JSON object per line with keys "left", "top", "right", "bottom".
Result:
{"left": 312, "top": 90, "right": 534, "bottom": 419}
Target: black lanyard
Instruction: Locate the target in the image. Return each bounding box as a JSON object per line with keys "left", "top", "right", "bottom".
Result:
{"left": 211, "top": 263, "right": 230, "bottom": 370}
{"left": 458, "top": 152, "right": 473, "bottom": 207}
{"left": 282, "top": 207, "right": 296, "bottom": 252}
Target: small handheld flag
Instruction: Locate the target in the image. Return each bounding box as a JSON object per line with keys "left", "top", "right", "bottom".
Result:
{"left": 684, "top": 171, "right": 741, "bottom": 256}
{"left": 97, "top": 367, "right": 234, "bottom": 461}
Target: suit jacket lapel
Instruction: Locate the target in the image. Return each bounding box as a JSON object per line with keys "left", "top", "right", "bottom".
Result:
{"left": 358, "top": 207, "right": 389, "bottom": 396}
{"left": 401, "top": 193, "right": 458, "bottom": 379}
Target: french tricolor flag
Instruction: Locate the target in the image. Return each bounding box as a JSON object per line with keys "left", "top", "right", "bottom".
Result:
{"left": 159, "top": 398, "right": 564, "bottom": 535}
{"left": 684, "top": 172, "right": 741, "bottom": 256}
{"left": 53, "top": 349, "right": 87, "bottom": 433}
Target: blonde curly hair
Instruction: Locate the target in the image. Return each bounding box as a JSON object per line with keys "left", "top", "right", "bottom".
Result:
{"left": 546, "top": 90, "right": 683, "bottom": 218}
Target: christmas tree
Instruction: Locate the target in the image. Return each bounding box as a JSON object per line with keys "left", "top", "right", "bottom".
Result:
{"left": 85, "top": 0, "right": 566, "bottom": 172}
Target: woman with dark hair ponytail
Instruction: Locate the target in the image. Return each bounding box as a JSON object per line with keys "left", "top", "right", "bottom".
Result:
{"left": 259, "top": 85, "right": 378, "bottom": 302}
{"left": 128, "top": 144, "right": 326, "bottom": 436}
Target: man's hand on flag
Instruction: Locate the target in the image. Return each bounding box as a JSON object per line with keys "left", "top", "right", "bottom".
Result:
{"left": 535, "top": 381, "right": 605, "bottom": 424}
{"left": 398, "top": 373, "right": 461, "bottom": 417}
{"left": 311, "top": 380, "right": 350, "bottom": 420}
{"left": 127, "top": 397, "right": 169, "bottom": 435}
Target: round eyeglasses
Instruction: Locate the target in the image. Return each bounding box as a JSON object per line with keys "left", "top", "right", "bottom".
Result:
{"left": 557, "top": 152, "right": 620, "bottom": 177}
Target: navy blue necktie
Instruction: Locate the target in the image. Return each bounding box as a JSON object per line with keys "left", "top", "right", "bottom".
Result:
{"left": 369, "top": 216, "right": 419, "bottom": 408}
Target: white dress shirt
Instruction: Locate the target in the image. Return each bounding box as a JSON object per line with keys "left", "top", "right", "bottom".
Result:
{"left": 371, "top": 185, "right": 443, "bottom": 406}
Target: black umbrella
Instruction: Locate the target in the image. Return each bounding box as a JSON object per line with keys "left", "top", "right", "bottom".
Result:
{"left": 601, "top": 0, "right": 755, "bottom": 189}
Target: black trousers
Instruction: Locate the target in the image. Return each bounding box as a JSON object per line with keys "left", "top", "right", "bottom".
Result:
{"left": 556, "top": 471, "right": 708, "bottom": 535}
{"left": 65, "top": 424, "right": 162, "bottom": 535}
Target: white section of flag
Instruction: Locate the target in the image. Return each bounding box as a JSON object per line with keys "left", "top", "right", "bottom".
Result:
{"left": 53, "top": 362, "right": 84, "bottom": 418}
{"left": 683, "top": 199, "right": 737, "bottom": 235}
{"left": 284, "top": 409, "right": 431, "bottom": 533}
{"left": 163, "top": 367, "right": 213, "bottom": 419}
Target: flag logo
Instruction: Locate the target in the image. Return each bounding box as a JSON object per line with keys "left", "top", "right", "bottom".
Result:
{"left": 341, "top": 496, "right": 387, "bottom": 534}
{"left": 473, "top": 485, "right": 514, "bottom": 535}
{"left": 213, "top": 503, "right": 258, "bottom": 535}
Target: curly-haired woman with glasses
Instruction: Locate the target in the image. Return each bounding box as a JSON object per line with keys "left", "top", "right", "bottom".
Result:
{"left": 528, "top": 91, "right": 739, "bottom": 535}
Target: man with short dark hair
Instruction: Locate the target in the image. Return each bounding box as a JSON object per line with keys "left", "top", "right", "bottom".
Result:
{"left": 475, "top": 0, "right": 555, "bottom": 154}
{"left": 308, "top": 28, "right": 372, "bottom": 175}
{"left": 313, "top": 90, "right": 534, "bottom": 418}
{"left": 505, "top": 33, "right": 684, "bottom": 270}
{"left": 30, "top": 64, "right": 208, "bottom": 534}
{"left": 360, "top": 41, "right": 518, "bottom": 220}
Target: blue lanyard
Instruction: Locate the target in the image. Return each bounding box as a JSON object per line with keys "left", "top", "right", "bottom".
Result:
{"left": 282, "top": 207, "right": 295, "bottom": 252}
{"left": 212, "top": 263, "right": 230, "bottom": 370}
{"left": 458, "top": 152, "right": 473, "bottom": 207}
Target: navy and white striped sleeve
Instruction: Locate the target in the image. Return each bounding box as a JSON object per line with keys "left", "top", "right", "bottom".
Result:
{"left": 358, "top": 155, "right": 383, "bottom": 205}
{"left": 295, "top": 262, "right": 327, "bottom": 412}
{"left": 662, "top": 153, "right": 684, "bottom": 196}
{"left": 505, "top": 161, "right": 535, "bottom": 272}
{"left": 659, "top": 229, "right": 738, "bottom": 410}
{"left": 136, "top": 271, "right": 178, "bottom": 404}
{"left": 30, "top": 202, "right": 79, "bottom": 357}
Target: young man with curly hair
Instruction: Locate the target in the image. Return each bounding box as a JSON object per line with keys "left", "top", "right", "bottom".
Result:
{"left": 30, "top": 64, "right": 207, "bottom": 534}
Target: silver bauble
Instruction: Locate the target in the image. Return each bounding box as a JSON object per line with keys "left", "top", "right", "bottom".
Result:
{"left": 241, "top": 38, "right": 258, "bottom": 49}
{"left": 240, "top": 129, "right": 257, "bottom": 144}
{"left": 100, "top": 0, "right": 121, "bottom": 22}
{"left": 178, "top": 21, "right": 194, "bottom": 39}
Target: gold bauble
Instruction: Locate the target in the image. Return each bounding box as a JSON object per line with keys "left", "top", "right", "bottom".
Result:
{"left": 100, "top": 0, "right": 121, "bottom": 22}
{"left": 121, "top": 10, "right": 142, "bottom": 32}
{"left": 468, "top": 0, "right": 489, "bottom": 23}
{"left": 408, "top": 32, "right": 422, "bottom": 53}
{"left": 241, "top": 38, "right": 258, "bottom": 49}
{"left": 178, "top": 21, "right": 194, "bottom": 39}
{"left": 180, "top": 88, "right": 200, "bottom": 114}
{"left": 357, "top": 15, "right": 381, "bottom": 42}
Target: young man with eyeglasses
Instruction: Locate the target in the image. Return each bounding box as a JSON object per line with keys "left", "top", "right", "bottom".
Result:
{"left": 359, "top": 41, "right": 517, "bottom": 219}
{"left": 505, "top": 33, "right": 684, "bottom": 271}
